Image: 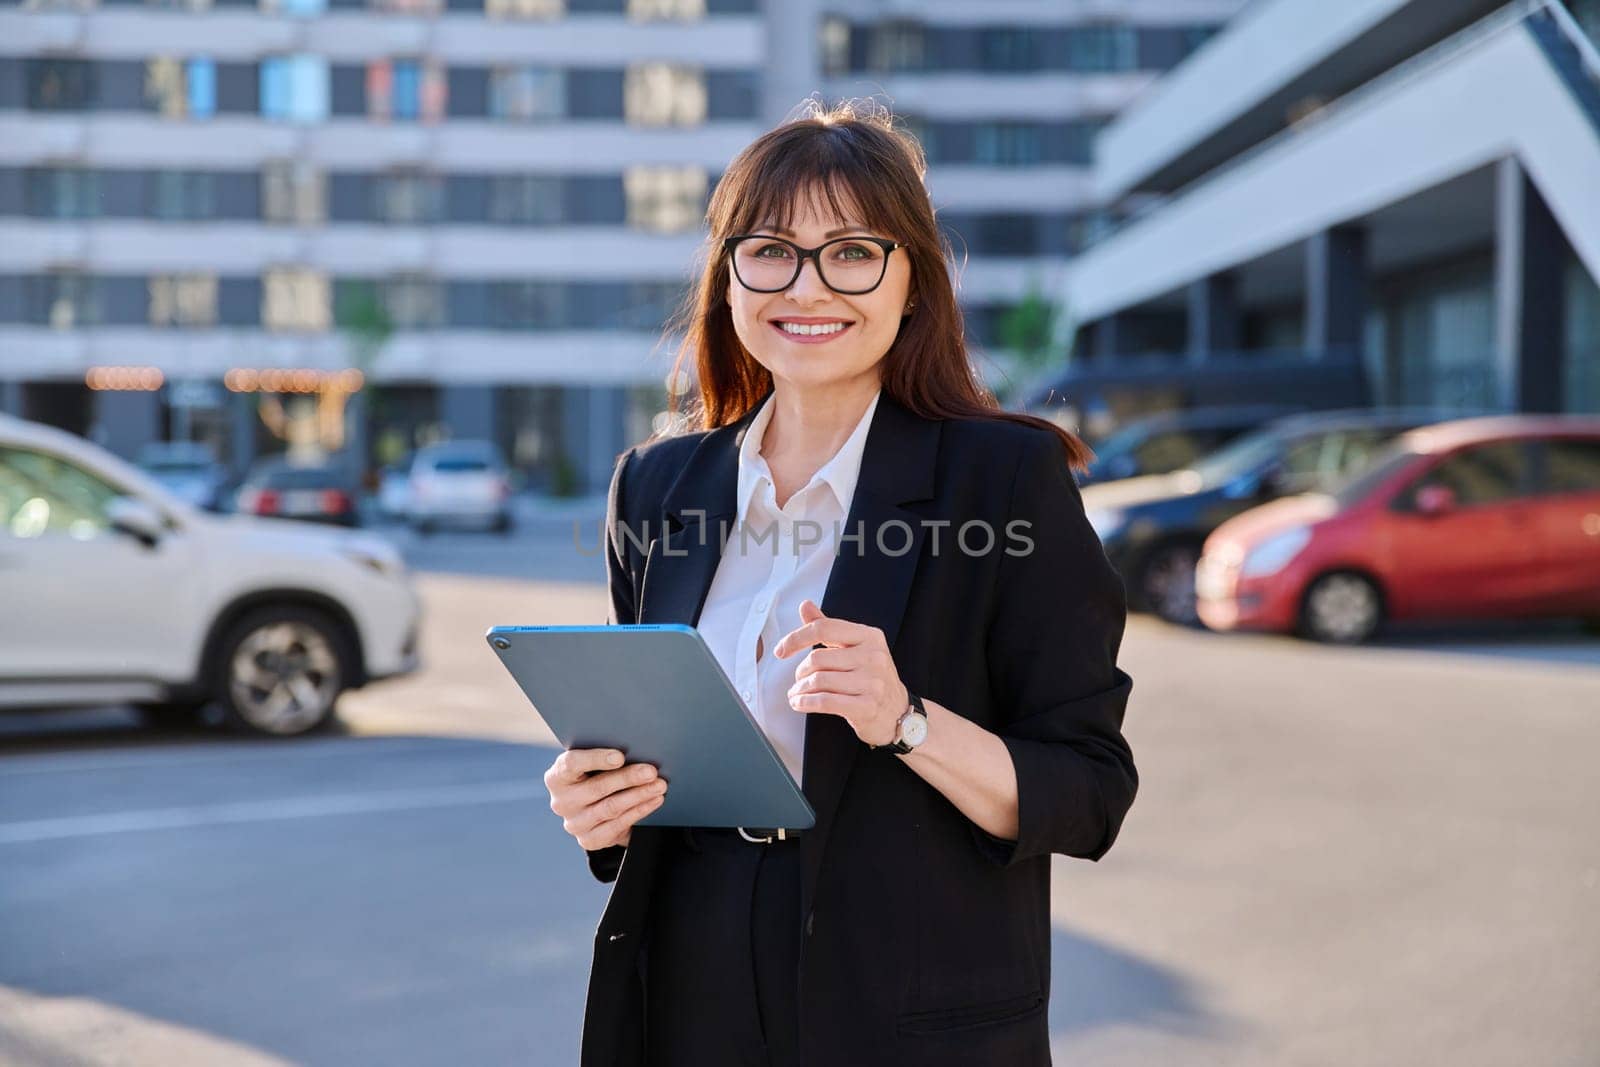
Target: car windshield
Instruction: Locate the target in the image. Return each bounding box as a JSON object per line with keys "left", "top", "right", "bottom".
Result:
{"left": 1187, "top": 430, "right": 1286, "bottom": 486}
{"left": 143, "top": 460, "right": 212, "bottom": 474}
{"left": 1330, "top": 447, "right": 1422, "bottom": 508}
{"left": 431, "top": 457, "right": 493, "bottom": 473}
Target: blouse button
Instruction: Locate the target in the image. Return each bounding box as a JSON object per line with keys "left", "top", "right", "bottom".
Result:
{"left": 741, "top": 688, "right": 753, "bottom": 702}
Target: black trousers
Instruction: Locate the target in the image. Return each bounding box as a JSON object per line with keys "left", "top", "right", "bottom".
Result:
{"left": 644, "top": 829, "right": 802, "bottom": 1067}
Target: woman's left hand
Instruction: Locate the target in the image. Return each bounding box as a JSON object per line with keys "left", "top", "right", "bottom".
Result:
{"left": 774, "top": 599, "right": 908, "bottom": 748}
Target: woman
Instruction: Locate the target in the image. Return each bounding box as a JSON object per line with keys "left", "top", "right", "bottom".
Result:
{"left": 543, "top": 102, "right": 1136, "bottom": 1067}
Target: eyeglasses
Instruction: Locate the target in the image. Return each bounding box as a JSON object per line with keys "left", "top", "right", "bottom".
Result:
{"left": 722, "top": 234, "right": 905, "bottom": 296}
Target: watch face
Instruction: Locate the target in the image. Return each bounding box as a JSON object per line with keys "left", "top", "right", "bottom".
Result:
{"left": 901, "top": 711, "right": 929, "bottom": 748}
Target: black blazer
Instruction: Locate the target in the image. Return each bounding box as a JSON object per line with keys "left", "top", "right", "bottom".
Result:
{"left": 581, "top": 391, "right": 1136, "bottom": 1067}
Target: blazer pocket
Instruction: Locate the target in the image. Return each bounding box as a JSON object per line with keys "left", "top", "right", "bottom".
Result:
{"left": 895, "top": 991, "right": 1045, "bottom": 1036}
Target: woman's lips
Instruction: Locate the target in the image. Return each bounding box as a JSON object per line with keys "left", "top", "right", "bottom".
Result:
{"left": 769, "top": 321, "right": 855, "bottom": 345}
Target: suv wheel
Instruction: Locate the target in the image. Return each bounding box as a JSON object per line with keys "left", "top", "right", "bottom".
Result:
{"left": 215, "top": 606, "right": 351, "bottom": 736}
{"left": 1300, "top": 573, "right": 1383, "bottom": 644}
{"left": 1139, "top": 542, "right": 1201, "bottom": 625}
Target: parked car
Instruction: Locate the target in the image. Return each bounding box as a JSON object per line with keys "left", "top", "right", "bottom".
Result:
{"left": 0, "top": 414, "right": 420, "bottom": 735}
{"left": 1083, "top": 409, "right": 1473, "bottom": 624}
{"left": 1080, "top": 405, "right": 1298, "bottom": 486}
{"left": 137, "top": 440, "right": 229, "bottom": 511}
{"left": 1196, "top": 417, "right": 1600, "bottom": 643}
{"left": 377, "top": 452, "right": 415, "bottom": 521}
{"left": 407, "top": 440, "right": 514, "bottom": 535}
{"left": 237, "top": 457, "right": 361, "bottom": 527}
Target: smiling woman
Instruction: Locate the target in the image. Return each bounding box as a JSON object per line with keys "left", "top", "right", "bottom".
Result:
{"left": 539, "top": 100, "right": 1135, "bottom": 1067}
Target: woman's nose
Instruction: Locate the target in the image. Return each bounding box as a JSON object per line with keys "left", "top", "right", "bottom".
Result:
{"left": 786, "top": 256, "right": 831, "bottom": 304}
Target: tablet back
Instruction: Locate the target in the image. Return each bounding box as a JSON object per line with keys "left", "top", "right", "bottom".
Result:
{"left": 487, "top": 623, "right": 815, "bottom": 831}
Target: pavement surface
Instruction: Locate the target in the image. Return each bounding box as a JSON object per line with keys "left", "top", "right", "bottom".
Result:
{"left": 2, "top": 512, "right": 1598, "bottom": 1066}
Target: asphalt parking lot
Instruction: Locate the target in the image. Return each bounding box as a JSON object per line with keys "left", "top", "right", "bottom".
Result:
{"left": 2, "top": 512, "right": 1597, "bottom": 1066}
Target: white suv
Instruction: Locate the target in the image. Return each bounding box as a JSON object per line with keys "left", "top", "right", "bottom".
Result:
{"left": 0, "top": 414, "right": 421, "bottom": 736}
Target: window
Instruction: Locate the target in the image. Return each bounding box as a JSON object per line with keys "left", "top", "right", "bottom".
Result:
{"left": 148, "top": 274, "right": 218, "bottom": 327}
{"left": 490, "top": 282, "right": 564, "bottom": 329}
{"left": 383, "top": 275, "right": 442, "bottom": 329}
{"left": 1542, "top": 438, "right": 1600, "bottom": 494}
{"left": 374, "top": 171, "right": 442, "bottom": 223}
{"left": 1069, "top": 25, "right": 1136, "bottom": 72}
{"left": 262, "top": 0, "right": 327, "bottom": 15}
{"left": 870, "top": 21, "right": 925, "bottom": 72}
{"left": 624, "top": 64, "right": 706, "bottom": 126}
{"left": 371, "top": 0, "right": 442, "bottom": 12}
{"left": 628, "top": 0, "right": 703, "bottom": 19}
{"left": 36, "top": 272, "right": 100, "bottom": 329}
{"left": 0, "top": 447, "right": 123, "bottom": 540}
{"left": 151, "top": 171, "right": 216, "bottom": 220}
{"left": 367, "top": 59, "right": 446, "bottom": 122}
{"left": 485, "top": 0, "right": 562, "bottom": 17}
{"left": 980, "top": 29, "right": 1038, "bottom": 72}
{"left": 145, "top": 57, "right": 216, "bottom": 118}
{"left": 263, "top": 268, "right": 331, "bottom": 331}
{"left": 261, "top": 55, "right": 330, "bottom": 122}
{"left": 27, "top": 59, "right": 95, "bottom": 111}
{"left": 975, "top": 124, "right": 1042, "bottom": 166}
{"left": 1403, "top": 443, "right": 1531, "bottom": 509}
{"left": 625, "top": 166, "right": 706, "bottom": 233}
{"left": 263, "top": 161, "right": 327, "bottom": 225}
{"left": 489, "top": 67, "right": 565, "bottom": 122}
{"left": 819, "top": 16, "right": 851, "bottom": 78}
{"left": 489, "top": 175, "right": 562, "bottom": 225}
{"left": 27, "top": 168, "right": 100, "bottom": 220}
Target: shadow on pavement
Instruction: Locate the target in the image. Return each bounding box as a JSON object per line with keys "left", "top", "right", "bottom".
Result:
{"left": 1050, "top": 926, "right": 1222, "bottom": 1039}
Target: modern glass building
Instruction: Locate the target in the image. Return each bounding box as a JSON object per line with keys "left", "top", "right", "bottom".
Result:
{"left": 1063, "top": 0, "right": 1600, "bottom": 418}
{"left": 0, "top": 0, "right": 1243, "bottom": 491}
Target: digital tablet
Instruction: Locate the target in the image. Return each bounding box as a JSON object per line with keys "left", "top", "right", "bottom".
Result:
{"left": 486, "top": 623, "right": 815, "bottom": 831}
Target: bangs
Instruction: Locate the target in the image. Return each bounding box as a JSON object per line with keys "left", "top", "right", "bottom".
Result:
{"left": 720, "top": 124, "right": 917, "bottom": 241}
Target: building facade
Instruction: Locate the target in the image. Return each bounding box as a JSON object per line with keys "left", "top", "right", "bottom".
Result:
{"left": 0, "top": 0, "right": 1242, "bottom": 491}
{"left": 1064, "top": 0, "right": 1600, "bottom": 419}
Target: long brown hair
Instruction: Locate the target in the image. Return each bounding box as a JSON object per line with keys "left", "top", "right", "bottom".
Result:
{"left": 664, "top": 99, "right": 1092, "bottom": 471}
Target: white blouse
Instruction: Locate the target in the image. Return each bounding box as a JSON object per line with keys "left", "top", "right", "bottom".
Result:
{"left": 695, "top": 387, "right": 882, "bottom": 783}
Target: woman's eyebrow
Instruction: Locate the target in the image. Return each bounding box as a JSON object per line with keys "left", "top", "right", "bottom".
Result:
{"left": 758, "top": 224, "right": 873, "bottom": 238}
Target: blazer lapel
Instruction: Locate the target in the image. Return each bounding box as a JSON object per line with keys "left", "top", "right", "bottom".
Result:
{"left": 631, "top": 390, "right": 943, "bottom": 925}
{"left": 802, "top": 396, "right": 939, "bottom": 922}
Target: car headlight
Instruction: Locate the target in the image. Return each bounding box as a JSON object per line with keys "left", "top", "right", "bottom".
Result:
{"left": 1086, "top": 508, "right": 1126, "bottom": 541}
{"left": 1240, "top": 527, "right": 1311, "bottom": 578}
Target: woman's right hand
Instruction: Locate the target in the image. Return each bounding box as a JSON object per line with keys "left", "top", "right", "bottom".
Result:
{"left": 544, "top": 748, "right": 667, "bottom": 851}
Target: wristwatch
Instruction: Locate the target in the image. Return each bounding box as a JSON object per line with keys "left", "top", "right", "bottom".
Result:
{"left": 884, "top": 689, "right": 929, "bottom": 754}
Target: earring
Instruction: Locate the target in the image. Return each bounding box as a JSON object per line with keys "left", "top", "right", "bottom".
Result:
{"left": 904, "top": 300, "right": 917, "bottom": 313}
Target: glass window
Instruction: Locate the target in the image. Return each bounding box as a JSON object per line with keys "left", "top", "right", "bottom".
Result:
{"left": 1069, "top": 25, "right": 1136, "bottom": 72}
{"left": 27, "top": 168, "right": 101, "bottom": 220}
{"left": 35, "top": 272, "right": 101, "bottom": 329}
{"left": 374, "top": 171, "right": 442, "bottom": 223}
{"left": 870, "top": 21, "right": 925, "bottom": 72}
{"left": 0, "top": 447, "right": 123, "bottom": 539}
{"left": 150, "top": 58, "right": 217, "bottom": 118}
{"left": 1542, "top": 438, "right": 1600, "bottom": 494}
{"left": 490, "top": 282, "right": 564, "bottom": 329}
{"left": 27, "top": 59, "right": 95, "bottom": 111}
{"left": 489, "top": 66, "right": 565, "bottom": 122}
{"left": 485, "top": 0, "right": 562, "bottom": 17}
{"left": 624, "top": 64, "right": 706, "bottom": 126}
{"left": 383, "top": 275, "right": 442, "bottom": 329}
{"left": 263, "top": 0, "right": 328, "bottom": 15}
{"left": 261, "top": 55, "right": 330, "bottom": 122}
{"left": 980, "top": 29, "right": 1037, "bottom": 72}
{"left": 489, "top": 175, "right": 562, "bottom": 225}
{"left": 974, "top": 123, "right": 1042, "bottom": 166}
{"left": 1402, "top": 442, "right": 1532, "bottom": 509}
{"left": 263, "top": 161, "right": 326, "bottom": 225}
{"left": 262, "top": 268, "right": 331, "bottom": 331}
{"left": 628, "top": 0, "right": 702, "bottom": 18}
{"left": 367, "top": 59, "right": 445, "bottom": 121}
{"left": 624, "top": 165, "right": 706, "bottom": 233}
{"left": 820, "top": 16, "right": 851, "bottom": 77}
{"left": 372, "top": 0, "right": 442, "bottom": 11}
{"left": 148, "top": 274, "right": 218, "bottom": 327}
{"left": 151, "top": 171, "right": 216, "bottom": 220}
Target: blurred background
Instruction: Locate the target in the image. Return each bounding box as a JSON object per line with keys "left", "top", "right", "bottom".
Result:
{"left": 1, "top": 0, "right": 1598, "bottom": 1065}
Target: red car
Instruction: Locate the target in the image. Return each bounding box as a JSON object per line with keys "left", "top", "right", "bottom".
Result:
{"left": 1196, "top": 417, "right": 1600, "bottom": 643}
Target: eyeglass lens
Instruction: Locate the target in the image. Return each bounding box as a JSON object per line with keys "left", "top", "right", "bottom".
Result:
{"left": 730, "top": 238, "right": 890, "bottom": 294}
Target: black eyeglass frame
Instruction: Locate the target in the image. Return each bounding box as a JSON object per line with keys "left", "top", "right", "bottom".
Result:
{"left": 721, "top": 234, "right": 907, "bottom": 295}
